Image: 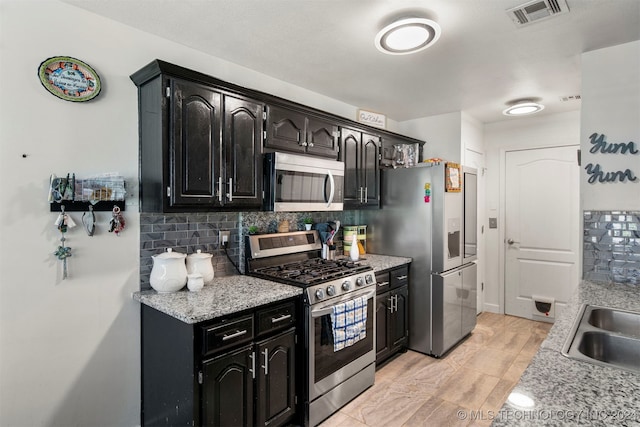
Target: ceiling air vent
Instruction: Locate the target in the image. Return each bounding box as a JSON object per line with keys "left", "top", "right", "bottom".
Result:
{"left": 507, "top": 0, "right": 569, "bottom": 27}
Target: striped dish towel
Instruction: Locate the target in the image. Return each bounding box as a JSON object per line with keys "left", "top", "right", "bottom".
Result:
{"left": 330, "top": 295, "right": 368, "bottom": 352}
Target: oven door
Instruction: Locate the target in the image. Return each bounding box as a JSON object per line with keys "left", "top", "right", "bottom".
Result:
{"left": 308, "top": 288, "right": 375, "bottom": 401}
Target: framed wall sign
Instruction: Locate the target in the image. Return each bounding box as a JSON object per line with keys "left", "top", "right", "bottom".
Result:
{"left": 38, "top": 56, "right": 101, "bottom": 102}
{"left": 357, "top": 109, "right": 386, "bottom": 129}
{"left": 445, "top": 162, "right": 462, "bottom": 192}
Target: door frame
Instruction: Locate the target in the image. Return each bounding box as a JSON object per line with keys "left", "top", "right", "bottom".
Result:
{"left": 498, "top": 143, "right": 581, "bottom": 314}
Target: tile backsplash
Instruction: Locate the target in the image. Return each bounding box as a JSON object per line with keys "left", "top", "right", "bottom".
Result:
{"left": 140, "top": 210, "right": 357, "bottom": 290}
{"left": 583, "top": 211, "right": 640, "bottom": 286}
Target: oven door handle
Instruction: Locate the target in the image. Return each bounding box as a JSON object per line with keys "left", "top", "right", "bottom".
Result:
{"left": 311, "top": 289, "right": 375, "bottom": 318}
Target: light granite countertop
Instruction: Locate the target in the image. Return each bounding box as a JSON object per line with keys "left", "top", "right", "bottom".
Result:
{"left": 359, "top": 253, "right": 412, "bottom": 272}
{"left": 133, "top": 275, "right": 302, "bottom": 324}
{"left": 133, "top": 254, "right": 411, "bottom": 324}
{"left": 493, "top": 280, "right": 640, "bottom": 427}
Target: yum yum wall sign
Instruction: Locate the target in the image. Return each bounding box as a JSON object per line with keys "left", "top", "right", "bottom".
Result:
{"left": 584, "top": 133, "right": 638, "bottom": 184}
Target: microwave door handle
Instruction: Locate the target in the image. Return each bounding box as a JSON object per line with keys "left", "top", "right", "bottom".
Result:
{"left": 326, "top": 170, "right": 335, "bottom": 207}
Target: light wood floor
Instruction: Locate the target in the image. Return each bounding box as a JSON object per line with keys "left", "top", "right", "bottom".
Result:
{"left": 319, "top": 312, "right": 552, "bottom": 427}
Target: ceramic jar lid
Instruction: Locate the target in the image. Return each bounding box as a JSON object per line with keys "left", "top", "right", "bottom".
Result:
{"left": 187, "top": 249, "right": 212, "bottom": 259}
{"left": 153, "top": 248, "right": 186, "bottom": 259}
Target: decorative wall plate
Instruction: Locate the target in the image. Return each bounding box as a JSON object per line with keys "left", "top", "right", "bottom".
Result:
{"left": 38, "top": 56, "right": 101, "bottom": 102}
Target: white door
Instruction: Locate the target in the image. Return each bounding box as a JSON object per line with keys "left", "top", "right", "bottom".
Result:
{"left": 504, "top": 146, "right": 580, "bottom": 320}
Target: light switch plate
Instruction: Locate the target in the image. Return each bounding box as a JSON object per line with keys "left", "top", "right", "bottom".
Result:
{"left": 489, "top": 218, "right": 498, "bottom": 229}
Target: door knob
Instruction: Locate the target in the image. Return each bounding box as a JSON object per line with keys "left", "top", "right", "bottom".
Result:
{"left": 507, "top": 239, "right": 519, "bottom": 245}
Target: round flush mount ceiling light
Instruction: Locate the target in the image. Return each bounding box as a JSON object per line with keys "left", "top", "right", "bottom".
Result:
{"left": 502, "top": 99, "right": 545, "bottom": 116}
{"left": 375, "top": 18, "right": 441, "bottom": 55}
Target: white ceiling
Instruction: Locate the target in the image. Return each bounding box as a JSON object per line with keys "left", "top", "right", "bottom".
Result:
{"left": 62, "top": 0, "right": 640, "bottom": 124}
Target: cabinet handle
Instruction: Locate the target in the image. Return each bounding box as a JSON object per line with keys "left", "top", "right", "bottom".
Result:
{"left": 249, "top": 352, "right": 256, "bottom": 379}
{"left": 221, "top": 329, "right": 247, "bottom": 341}
{"left": 227, "top": 178, "right": 233, "bottom": 202}
{"left": 393, "top": 294, "right": 398, "bottom": 312}
{"left": 388, "top": 296, "right": 394, "bottom": 312}
{"left": 308, "top": 142, "right": 314, "bottom": 147}
{"left": 262, "top": 349, "right": 269, "bottom": 375}
{"left": 301, "top": 141, "right": 308, "bottom": 147}
{"left": 395, "top": 275, "right": 408, "bottom": 281}
{"left": 271, "top": 314, "right": 292, "bottom": 324}
{"left": 217, "top": 177, "right": 223, "bottom": 203}
{"left": 377, "top": 281, "right": 390, "bottom": 287}
{"left": 359, "top": 187, "right": 364, "bottom": 203}
{"left": 364, "top": 187, "right": 368, "bottom": 202}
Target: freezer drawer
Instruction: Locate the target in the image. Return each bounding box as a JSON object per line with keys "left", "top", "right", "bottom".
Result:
{"left": 431, "top": 263, "right": 477, "bottom": 357}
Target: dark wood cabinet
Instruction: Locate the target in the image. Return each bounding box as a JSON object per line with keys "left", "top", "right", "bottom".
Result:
{"left": 223, "top": 95, "right": 264, "bottom": 208}
{"left": 141, "top": 299, "right": 298, "bottom": 427}
{"left": 131, "top": 60, "right": 425, "bottom": 212}
{"left": 375, "top": 264, "right": 409, "bottom": 366}
{"left": 341, "top": 127, "right": 381, "bottom": 209}
{"left": 202, "top": 344, "right": 254, "bottom": 427}
{"left": 255, "top": 329, "right": 296, "bottom": 427}
{"left": 171, "top": 79, "right": 222, "bottom": 207}
{"left": 131, "top": 64, "right": 263, "bottom": 212}
{"left": 266, "top": 104, "right": 339, "bottom": 159}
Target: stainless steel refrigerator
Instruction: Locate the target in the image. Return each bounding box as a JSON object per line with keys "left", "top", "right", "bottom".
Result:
{"left": 364, "top": 163, "right": 478, "bottom": 357}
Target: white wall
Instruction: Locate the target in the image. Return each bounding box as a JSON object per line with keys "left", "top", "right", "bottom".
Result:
{"left": 398, "top": 111, "right": 463, "bottom": 160}
{"left": 0, "top": 2, "right": 364, "bottom": 426}
{"left": 580, "top": 40, "right": 640, "bottom": 211}
{"left": 482, "top": 111, "right": 581, "bottom": 312}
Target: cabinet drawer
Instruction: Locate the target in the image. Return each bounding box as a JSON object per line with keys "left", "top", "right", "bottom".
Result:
{"left": 256, "top": 301, "right": 296, "bottom": 336}
{"left": 375, "top": 271, "right": 390, "bottom": 294}
{"left": 202, "top": 314, "right": 254, "bottom": 356}
{"left": 390, "top": 265, "right": 409, "bottom": 289}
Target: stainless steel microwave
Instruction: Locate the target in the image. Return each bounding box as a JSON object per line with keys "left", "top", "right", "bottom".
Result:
{"left": 263, "top": 152, "right": 344, "bottom": 212}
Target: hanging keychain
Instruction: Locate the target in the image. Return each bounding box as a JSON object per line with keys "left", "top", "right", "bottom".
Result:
{"left": 82, "top": 205, "right": 96, "bottom": 236}
{"left": 109, "top": 205, "right": 125, "bottom": 235}
{"left": 53, "top": 206, "right": 76, "bottom": 279}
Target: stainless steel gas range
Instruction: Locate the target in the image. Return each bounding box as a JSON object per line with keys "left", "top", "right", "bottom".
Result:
{"left": 246, "top": 230, "right": 376, "bottom": 427}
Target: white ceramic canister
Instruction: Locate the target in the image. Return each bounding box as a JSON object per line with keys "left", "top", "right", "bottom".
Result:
{"left": 149, "top": 248, "right": 188, "bottom": 293}
{"left": 186, "top": 249, "right": 214, "bottom": 285}
{"left": 187, "top": 273, "right": 204, "bottom": 292}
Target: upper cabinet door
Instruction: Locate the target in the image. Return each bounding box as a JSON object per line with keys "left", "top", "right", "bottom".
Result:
{"left": 223, "top": 95, "right": 264, "bottom": 208}
{"left": 362, "top": 133, "right": 381, "bottom": 206}
{"left": 341, "top": 127, "right": 380, "bottom": 209}
{"left": 266, "top": 105, "right": 339, "bottom": 159}
{"left": 306, "top": 116, "right": 339, "bottom": 159}
{"left": 265, "top": 105, "right": 306, "bottom": 154}
{"left": 340, "top": 127, "right": 362, "bottom": 204}
{"left": 171, "top": 79, "right": 221, "bottom": 207}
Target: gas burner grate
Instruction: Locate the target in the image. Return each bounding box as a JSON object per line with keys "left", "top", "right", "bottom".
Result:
{"left": 252, "top": 258, "right": 372, "bottom": 286}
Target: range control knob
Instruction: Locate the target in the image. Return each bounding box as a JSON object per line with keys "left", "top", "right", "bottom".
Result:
{"left": 356, "top": 277, "right": 365, "bottom": 287}
{"left": 342, "top": 281, "right": 351, "bottom": 291}
{"left": 315, "top": 289, "right": 325, "bottom": 300}
{"left": 326, "top": 285, "right": 336, "bottom": 296}
{"left": 365, "top": 274, "right": 374, "bottom": 284}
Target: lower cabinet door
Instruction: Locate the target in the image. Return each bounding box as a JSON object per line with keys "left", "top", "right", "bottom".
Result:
{"left": 202, "top": 344, "right": 254, "bottom": 427}
{"left": 375, "top": 292, "right": 391, "bottom": 362}
{"left": 391, "top": 286, "right": 409, "bottom": 349}
{"left": 255, "top": 328, "right": 296, "bottom": 427}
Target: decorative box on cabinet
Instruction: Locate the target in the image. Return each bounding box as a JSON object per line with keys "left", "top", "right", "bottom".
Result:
{"left": 379, "top": 133, "right": 425, "bottom": 169}
{"left": 375, "top": 264, "right": 409, "bottom": 366}
{"left": 265, "top": 104, "right": 339, "bottom": 159}
{"left": 141, "top": 299, "right": 298, "bottom": 427}
{"left": 130, "top": 62, "right": 264, "bottom": 212}
{"left": 340, "top": 127, "right": 381, "bottom": 209}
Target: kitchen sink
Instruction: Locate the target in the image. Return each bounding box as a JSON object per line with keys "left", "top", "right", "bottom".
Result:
{"left": 562, "top": 304, "right": 640, "bottom": 373}
{"left": 587, "top": 308, "right": 640, "bottom": 339}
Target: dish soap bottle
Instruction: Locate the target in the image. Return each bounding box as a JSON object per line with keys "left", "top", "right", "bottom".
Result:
{"left": 349, "top": 234, "right": 359, "bottom": 261}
